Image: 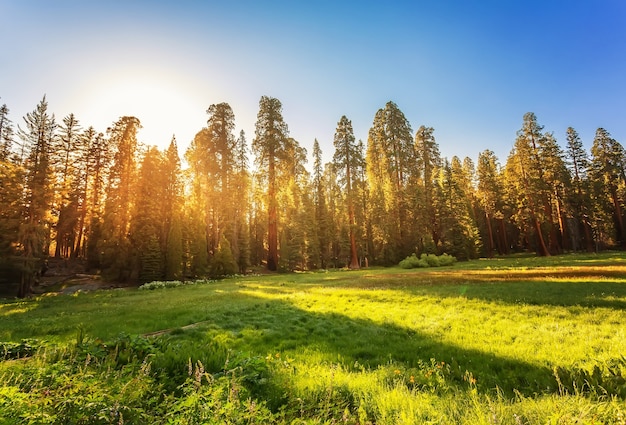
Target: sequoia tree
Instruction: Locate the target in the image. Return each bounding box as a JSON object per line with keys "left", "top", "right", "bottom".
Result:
{"left": 366, "top": 101, "right": 414, "bottom": 264}
{"left": 333, "top": 115, "right": 361, "bottom": 269}
{"left": 252, "top": 96, "right": 291, "bottom": 271}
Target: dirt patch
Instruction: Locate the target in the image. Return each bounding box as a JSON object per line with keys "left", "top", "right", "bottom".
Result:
{"left": 32, "top": 258, "right": 135, "bottom": 295}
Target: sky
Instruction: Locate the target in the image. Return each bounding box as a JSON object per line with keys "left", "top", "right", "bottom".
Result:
{"left": 1, "top": 0, "right": 625, "bottom": 167}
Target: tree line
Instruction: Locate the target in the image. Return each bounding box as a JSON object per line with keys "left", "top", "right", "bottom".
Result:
{"left": 1, "top": 96, "right": 625, "bottom": 297}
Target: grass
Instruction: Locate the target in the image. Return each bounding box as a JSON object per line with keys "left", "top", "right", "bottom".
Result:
{"left": 1, "top": 252, "right": 626, "bottom": 423}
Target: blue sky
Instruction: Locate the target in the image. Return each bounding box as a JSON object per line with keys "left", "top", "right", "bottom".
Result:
{"left": 1, "top": 1, "right": 625, "bottom": 166}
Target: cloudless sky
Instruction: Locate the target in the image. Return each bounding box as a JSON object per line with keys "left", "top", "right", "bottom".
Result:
{"left": 1, "top": 0, "right": 625, "bottom": 166}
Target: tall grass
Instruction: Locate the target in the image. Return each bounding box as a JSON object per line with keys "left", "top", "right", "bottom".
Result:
{"left": 1, "top": 252, "right": 626, "bottom": 423}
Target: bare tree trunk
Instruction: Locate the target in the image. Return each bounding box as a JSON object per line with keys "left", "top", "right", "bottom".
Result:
{"left": 484, "top": 210, "right": 494, "bottom": 258}
{"left": 611, "top": 189, "right": 625, "bottom": 247}
{"left": 267, "top": 157, "right": 278, "bottom": 271}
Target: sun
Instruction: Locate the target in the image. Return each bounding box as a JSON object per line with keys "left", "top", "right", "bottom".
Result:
{"left": 71, "top": 69, "right": 207, "bottom": 151}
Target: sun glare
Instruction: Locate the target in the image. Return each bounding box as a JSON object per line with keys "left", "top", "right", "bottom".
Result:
{"left": 74, "top": 71, "right": 207, "bottom": 150}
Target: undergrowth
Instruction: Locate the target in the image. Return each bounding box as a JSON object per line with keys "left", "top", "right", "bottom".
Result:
{"left": 399, "top": 253, "right": 457, "bottom": 269}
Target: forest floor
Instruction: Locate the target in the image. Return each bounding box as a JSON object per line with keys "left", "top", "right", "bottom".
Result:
{"left": 34, "top": 258, "right": 133, "bottom": 295}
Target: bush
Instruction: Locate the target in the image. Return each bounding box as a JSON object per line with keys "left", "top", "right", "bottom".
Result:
{"left": 399, "top": 254, "right": 428, "bottom": 269}
{"left": 138, "top": 279, "right": 217, "bottom": 290}
{"left": 398, "top": 253, "right": 456, "bottom": 269}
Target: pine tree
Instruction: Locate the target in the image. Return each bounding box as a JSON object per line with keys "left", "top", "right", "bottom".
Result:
{"left": 366, "top": 102, "right": 414, "bottom": 264}
{"left": 589, "top": 128, "right": 626, "bottom": 247}
{"left": 16, "top": 96, "right": 56, "bottom": 297}
{"left": 0, "top": 102, "right": 20, "bottom": 278}
{"left": 565, "top": 127, "right": 594, "bottom": 251}
{"left": 312, "top": 139, "right": 329, "bottom": 268}
{"left": 0, "top": 103, "right": 15, "bottom": 161}
{"left": 233, "top": 130, "right": 251, "bottom": 273}
{"left": 325, "top": 162, "right": 345, "bottom": 268}
{"left": 414, "top": 125, "right": 442, "bottom": 254}
{"left": 505, "top": 113, "right": 552, "bottom": 256}
{"left": 333, "top": 116, "right": 361, "bottom": 269}
{"left": 53, "top": 113, "right": 82, "bottom": 258}
{"left": 100, "top": 116, "right": 141, "bottom": 281}
{"left": 130, "top": 147, "right": 166, "bottom": 282}
{"left": 0, "top": 114, "right": 23, "bottom": 285}
{"left": 477, "top": 150, "right": 507, "bottom": 256}
{"left": 164, "top": 138, "right": 183, "bottom": 280}
{"left": 84, "top": 130, "right": 111, "bottom": 266}
{"left": 276, "top": 137, "right": 309, "bottom": 271}
{"left": 210, "top": 234, "right": 238, "bottom": 277}
{"left": 185, "top": 103, "right": 239, "bottom": 270}
{"left": 438, "top": 157, "right": 482, "bottom": 259}
{"left": 252, "top": 96, "right": 291, "bottom": 271}
{"left": 541, "top": 132, "right": 571, "bottom": 251}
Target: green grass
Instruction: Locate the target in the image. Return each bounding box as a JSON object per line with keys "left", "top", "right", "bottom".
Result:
{"left": 1, "top": 252, "right": 626, "bottom": 423}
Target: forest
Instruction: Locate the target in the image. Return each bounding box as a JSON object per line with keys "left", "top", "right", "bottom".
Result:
{"left": 1, "top": 95, "right": 625, "bottom": 298}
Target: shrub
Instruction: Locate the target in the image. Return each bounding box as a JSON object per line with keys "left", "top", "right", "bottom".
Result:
{"left": 399, "top": 254, "right": 428, "bottom": 269}
{"left": 138, "top": 279, "right": 216, "bottom": 290}
{"left": 398, "top": 253, "right": 456, "bottom": 269}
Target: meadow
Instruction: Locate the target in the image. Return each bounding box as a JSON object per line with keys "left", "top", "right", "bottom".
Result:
{"left": 1, "top": 253, "right": 626, "bottom": 424}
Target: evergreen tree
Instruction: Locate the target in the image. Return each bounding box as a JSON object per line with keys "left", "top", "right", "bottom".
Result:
{"left": 99, "top": 116, "right": 141, "bottom": 281}
{"left": 366, "top": 101, "right": 414, "bottom": 264}
{"left": 333, "top": 115, "right": 361, "bottom": 269}
{"left": 565, "top": 127, "right": 594, "bottom": 251}
{"left": 414, "top": 125, "right": 442, "bottom": 254}
{"left": 0, "top": 150, "right": 23, "bottom": 286}
{"left": 164, "top": 138, "right": 184, "bottom": 280}
{"left": 185, "top": 103, "right": 239, "bottom": 269}
{"left": 130, "top": 147, "right": 166, "bottom": 282}
{"left": 438, "top": 157, "right": 482, "bottom": 259}
{"left": 589, "top": 128, "right": 626, "bottom": 247}
{"left": 312, "top": 139, "right": 329, "bottom": 268}
{"left": 277, "top": 137, "right": 309, "bottom": 271}
{"left": 0, "top": 103, "right": 15, "bottom": 161}
{"left": 210, "top": 234, "right": 238, "bottom": 277}
{"left": 16, "top": 96, "right": 56, "bottom": 297}
{"left": 505, "top": 112, "right": 552, "bottom": 256}
{"left": 233, "top": 130, "right": 251, "bottom": 273}
{"left": 541, "top": 132, "right": 571, "bottom": 251}
{"left": 53, "top": 113, "right": 82, "bottom": 258}
{"left": 325, "top": 163, "right": 345, "bottom": 267}
{"left": 0, "top": 102, "right": 20, "bottom": 282}
{"left": 84, "top": 130, "right": 111, "bottom": 266}
{"left": 252, "top": 96, "right": 291, "bottom": 271}
{"left": 476, "top": 150, "right": 507, "bottom": 256}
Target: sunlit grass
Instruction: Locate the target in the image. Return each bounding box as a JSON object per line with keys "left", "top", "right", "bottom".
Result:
{"left": 1, "top": 251, "right": 626, "bottom": 422}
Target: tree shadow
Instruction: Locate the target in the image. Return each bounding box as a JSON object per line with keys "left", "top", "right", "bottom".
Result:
{"left": 343, "top": 269, "right": 626, "bottom": 309}
{"left": 181, "top": 292, "right": 559, "bottom": 397}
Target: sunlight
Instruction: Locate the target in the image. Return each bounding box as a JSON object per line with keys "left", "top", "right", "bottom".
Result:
{"left": 0, "top": 304, "right": 35, "bottom": 317}
{"left": 72, "top": 69, "right": 207, "bottom": 150}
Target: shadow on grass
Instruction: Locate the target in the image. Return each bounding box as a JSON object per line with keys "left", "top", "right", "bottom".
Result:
{"left": 421, "top": 278, "right": 626, "bottom": 310}
{"left": 181, "top": 293, "right": 558, "bottom": 397}
{"left": 341, "top": 268, "right": 626, "bottom": 310}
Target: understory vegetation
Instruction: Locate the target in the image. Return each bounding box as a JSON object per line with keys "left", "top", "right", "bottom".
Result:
{"left": 1, "top": 253, "right": 626, "bottom": 423}
{"left": 399, "top": 253, "right": 457, "bottom": 269}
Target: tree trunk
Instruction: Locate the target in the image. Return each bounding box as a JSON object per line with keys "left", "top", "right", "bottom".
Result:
{"left": 348, "top": 201, "right": 359, "bottom": 269}
{"left": 582, "top": 219, "right": 594, "bottom": 252}
{"left": 555, "top": 192, "right": 570, "bottom": 251}
{"left": 610, "top": 188, "right": 625, "bottom": 247}
{"left": 18, "top": 258, "right": 34, "bottom": 298}
{"left": 484, "top": 210, "right": 494, "bottom": 257}
{"left": 498, "top": 217, "right": 509, "bottom": 255}
{"left": 267, "top": 157, "right": 278, "bottom": 271}
{"left": 533, "top": 216, "right": 551, "bottom": 256}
